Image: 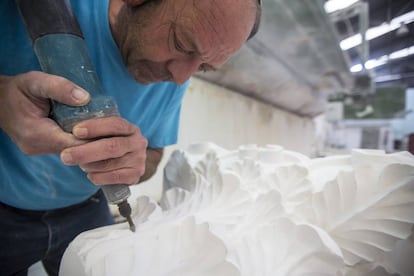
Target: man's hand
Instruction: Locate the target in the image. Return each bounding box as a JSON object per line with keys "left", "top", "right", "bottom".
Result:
{"left": 0, "top": 71, "right": 90, "bottom": 154}
{"left": 0, "top": 71, "right": 161, "bottom": 186}
{"left": 60, "top": 117, "right": 150, "bottom": 185}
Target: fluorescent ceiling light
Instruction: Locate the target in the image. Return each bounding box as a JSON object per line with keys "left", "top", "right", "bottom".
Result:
{"left": 375, "top": 74, "right": 402, "bottom": 83}
{"left": 389, "top": 46, "right": 414, "bottom": 60}
{"left": 350, "top": 64, "right": 363, "bottom": 73}
{"left": 350, "top": 64, "right": 362, "bottom": 73}
{"left": 324, "top": 0, "right": 360, "bottom": 14}
{"left": 350, "top": 57, "right": 387, "bottom": 72}
{"left": 340, "top": 11, "right": 414, "bottom": 50}
{"left": 365, "top": 56, "right": 388, "bottom": 69}
{"left": 350, "top": 45, "right": 414, "bottom": 73}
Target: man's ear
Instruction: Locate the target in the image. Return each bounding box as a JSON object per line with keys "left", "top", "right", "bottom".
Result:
{"left": 122, "top": 0, "right": 149, "bottom": 6}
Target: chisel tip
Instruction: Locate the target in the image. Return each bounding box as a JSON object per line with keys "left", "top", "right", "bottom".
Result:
{"left": 117, "top": 200, "right": 136, "bottom": 232}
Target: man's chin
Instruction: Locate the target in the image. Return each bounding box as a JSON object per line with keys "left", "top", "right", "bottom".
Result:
{"left": 135, "top": 77, "right": 153, "bottom": 84}
{"left": 127, "top": 70, "right": 153, "bottom": 84}
{"left": 128, "top": 68, "right": 169, "bottom": 84}
{"left": 134, "top": 75, "right": 173, "bottom": 84}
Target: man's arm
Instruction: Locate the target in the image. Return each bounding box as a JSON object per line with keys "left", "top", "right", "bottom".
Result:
{"left": 139, "top": 148, "right": 164, "bottom": 183}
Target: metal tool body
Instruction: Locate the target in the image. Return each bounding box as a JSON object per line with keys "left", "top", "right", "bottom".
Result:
{"left": 16, "top": 0, "right": 135, "bottom": 232}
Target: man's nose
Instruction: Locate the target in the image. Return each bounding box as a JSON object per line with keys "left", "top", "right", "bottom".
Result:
{"left": 167, "top": 56, "right": 201, "bottom": 85}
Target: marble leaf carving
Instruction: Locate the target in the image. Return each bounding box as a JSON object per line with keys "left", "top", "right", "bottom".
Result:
{"left": 60, "top": 143, "right": 414, "bottom": 276}
{"left": 296, "top": 164, "right": 414, "bottom": 266}
{"left": 228, "top": 218, "right": 343, "bottom": 276}
{"left": 61, "top": 217, "right": 239, "bottom": 276}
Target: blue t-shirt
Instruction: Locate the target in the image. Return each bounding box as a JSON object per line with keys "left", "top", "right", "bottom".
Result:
{"left": 0, "top": 0, "right": 189, "bottom": 210}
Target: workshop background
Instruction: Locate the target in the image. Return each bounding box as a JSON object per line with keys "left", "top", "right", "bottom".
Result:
{"left": 135, "top": 0, "right": 414, "bottom": 200}
{"left": 29, "top": 0, "right": 414, "bottom": 274}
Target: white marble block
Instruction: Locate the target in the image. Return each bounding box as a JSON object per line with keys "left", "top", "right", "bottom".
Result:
{"left": 60, "top": 143, "right": 414, "bottom": 276}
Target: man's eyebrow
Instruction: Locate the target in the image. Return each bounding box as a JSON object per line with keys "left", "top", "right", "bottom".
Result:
{"left": 174, "top": 24, "right": 218, "bottom": 71}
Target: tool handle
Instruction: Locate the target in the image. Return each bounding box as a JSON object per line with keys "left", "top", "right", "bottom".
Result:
{"left": 16, "top": 0, "right": 131, "bottom": 204}
{"left": 16, "top": 0, "right": 117, "bottom": 131}
{"left": 33, "top": 34, "right": 120, "bottom": 131}
{"left": 16, "top": 0, "right": 83, "bottom": 41}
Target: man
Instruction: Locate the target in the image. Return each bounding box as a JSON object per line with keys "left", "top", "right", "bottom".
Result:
{"left": 0, "top": 0, "right": 261, "bottom": 275}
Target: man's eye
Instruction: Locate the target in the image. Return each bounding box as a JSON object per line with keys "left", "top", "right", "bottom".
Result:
{"left": 174, "top": 34, "right": 184, "bottom": 52}
{"left": 198, "top": 64, "right": 216, "bottom": 73}
{"left": 174, "top": 32, "right": 192, "bottom": 55}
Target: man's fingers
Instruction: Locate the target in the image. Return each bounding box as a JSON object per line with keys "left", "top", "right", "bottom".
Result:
{"left": 80, "top": 153, "right": 134, "bottom": 173}
{"left": 87, "top": 168, "right": 143, "bottom": 185}
{"left": 19, "top": 71, "right": 90, "bottom": 106}
{"left": 60, "top": 136, "right": 145, "bottom": 165}
{"left": 72, "top": 117, "right": 137, "bottom": 139}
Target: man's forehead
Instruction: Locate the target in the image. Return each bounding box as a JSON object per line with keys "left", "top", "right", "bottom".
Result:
{"left": 173, "top": 4, "right": 247, "bottom": 60}
{"left": 175, "top": 22, "right": 235, "bottom": 68}
{"left": 164, "top": 0, "right": 257, "bottom": 72}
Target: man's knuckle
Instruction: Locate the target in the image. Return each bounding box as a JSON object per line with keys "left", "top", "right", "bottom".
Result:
{"left": 129, "top": 138, "right": 144, "bottom": 152}
{"left": 110, "top": 171, "right": 123, "bottom": 184}
{"left": 135, "top": 136, "right": 148, "bottom": 150}
{"left": 122, "top": 119, "right": 133, "bottom": 132}
{"left": 129, "top": 170, "right": 142, "bottom": 184}
{"left": 100, "top": 159, "right": 113, "bottom": 171}
{"left": 16, "top": 72, "right": 39, "bottom": 97}
{"left": 119, "top": 119, "right": 131, "bottom": 131}
{"left": 129, "top": 122, "right": 138, "bottom": 135}
{"left": 136, "top": 164, "right": 145, "bottom": 177}
{"left": 111, "top": 119, "right": 130, "bottom": 133}
{"left": 139, "top": 169, "right": 145, "bottom": 178}
{"left": 106, "top": 139, "right": 121, "bottom": 154}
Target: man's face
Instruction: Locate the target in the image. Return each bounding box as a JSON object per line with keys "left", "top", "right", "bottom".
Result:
{"left": 111, "top": 0, "right": 257, "bottom": 85}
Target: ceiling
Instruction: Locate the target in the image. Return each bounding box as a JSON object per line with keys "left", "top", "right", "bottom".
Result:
{"left": 196, "top": 0, "right": 354, "bottom": 117}
{"left": 331, "top": 0, "right": 414, "bottom": 88}
{"left": 193, "top": 0, "right": 413, "bottom": 117}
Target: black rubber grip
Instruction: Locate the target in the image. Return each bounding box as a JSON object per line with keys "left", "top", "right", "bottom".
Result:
{"left": 15, "top": 0, "right": 83, "bottom": 43}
